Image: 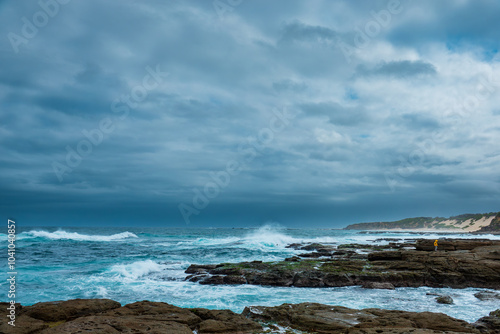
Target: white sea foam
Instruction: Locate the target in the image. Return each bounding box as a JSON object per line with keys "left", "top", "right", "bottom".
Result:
{"left": 173, "top": 225, "right": 298, "bottom": 250}
{"left": 243, "top": 224, "right": 297, "bottom": 247}
{"left": 18, "top": 226, "right": 500, "bottom": 322}
{"left": 241, "top": 226, "right": 500, "bottom": 249}
{"left": 109, "top": 260, "right": 167, "bottom": 280}
{"left": 168, "top": 225, "right": 410, "bottom": 251}
{"left": 18, "top": 230, "right": 138, "bottom": 241}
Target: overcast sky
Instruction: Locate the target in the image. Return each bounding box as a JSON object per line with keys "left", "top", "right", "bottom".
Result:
{"left": 1, "top": 0, "right": 499, "bottom": 227}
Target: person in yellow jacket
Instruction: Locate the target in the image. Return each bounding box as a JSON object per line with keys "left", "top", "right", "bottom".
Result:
{"left": 434, "top": 239, "right": 438, "bottom": 251}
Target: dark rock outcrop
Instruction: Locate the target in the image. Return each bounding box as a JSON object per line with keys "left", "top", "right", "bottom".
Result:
{"left": 362, "top": 282, "right": 395, "bottom": 290}
{"left": 186, "top": 239, "right": 500, "bottom": 289}
{"left": 415, "top": 238, "right": 500, "bottom": 251}
{"left": 474, "top": 309, "right": 500, "bottom": 333}
{"left": 475, "top": 291, "right": 500, "bottom": 301}
{"left": 436, "top": 295, "right": 454, "bottom": 304}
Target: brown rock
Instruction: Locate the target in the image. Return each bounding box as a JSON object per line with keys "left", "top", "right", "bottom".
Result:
{"left": 362, "top": 282, "right": 395, "bottom": 290}
{"left": 5, "top": 299, "right": 488, "bottom": 334}
{"left": 368, "top": 251, "right": 403, "bottom": 261}
{"left": 102, "top": 301, "right": 201, "bottom": 326}
{"left": 190, "top": 308, "right": 261, "bottom": 333}
{"left": 199, "top": 275, "right": 225, "bottom": 285}
{"left": 474, "top": 309, "right": 500, "bottom": 333}
{"left": 185, "top": 264, "right": 218, "bottom": 274}
{"left": 300, "top": 243, "right": 335, "bottom": 251}
{"left": 21, "top": 299, "right": 121, "bottom": 322}
{"left": 186, "top": 238, "right": 500, "bottom": 289}
{"left": 243, "top": 303, "right": 360, "bottom": 332}
{"left": 0, "top": 314, "right": 48, "bottom": 334}
{"left": 244, "top": 303, "right": 479, "bottom": 333}
{"left": 199, "top": 274, "right": 247, "bottom": 284}
{"left": 474, "top": 291, "right": 500, "bottom": 301}
{"left": 222, "top": 275, "right": 247, "bottom": 284}
{"left": 323, "top": 273, "right": 355, "bottom": 287}
{"left": 363, "top": 308, "right": 478, "bottom": 333}
{"left": 293, "top": 271, "right": 326, "bottom": 287}
{"left": 211, "top": 267, "right": 243, "bottom": 275}
{"left": 298, "top": 251, "right": 330, "bottom": 258}
{"left": 436, "top": 295, "right": 454, "bottom": 304}
{"left": 40, "top": 315, "right": 193, "bottom": 334}
{"left": 246, "top": 271, "right": 295, "bottom": 286}
{"left": 285, "top": 243, "right": 303, "bottom": 249}
{"left": 186, "top": 274, "right": 206, "bottom": 282}
{"left": 416, "top": 239, "right": 500, "bottom": 251}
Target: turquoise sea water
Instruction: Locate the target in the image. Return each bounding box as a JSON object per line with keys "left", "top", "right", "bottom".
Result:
{"left": 1, "top": 225, "right": 499, "bottom": 322}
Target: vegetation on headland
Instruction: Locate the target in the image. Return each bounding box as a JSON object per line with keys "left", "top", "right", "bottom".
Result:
{"left": 478, "top": 212, "right": 500, "bottom": 232}
{"left": 343, "top": 211, "right": 499, "bottom": 230}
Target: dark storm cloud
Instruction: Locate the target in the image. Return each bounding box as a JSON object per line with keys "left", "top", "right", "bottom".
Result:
{"left": 279, "top": 21, "right": 337, "bottom": 45}
{"left": 387, "top": 0, "right": 500, "bottom": 50}
{"left": 356, "top": 60, "right": 437, "bottom": 78}
{"left": 400, "top": 113, "right": 441, "bottom": 130}
{"left": 273, "top": 79, "right": 307, "bottom": 93}
{"left": 300, "top": 102, "right": 369, "bottom": 126}
{"left": 309, "top": 150, "right": 351, "bottom": 162}
{"left": 0, "top": 0, "right": 499, "bottom": 227}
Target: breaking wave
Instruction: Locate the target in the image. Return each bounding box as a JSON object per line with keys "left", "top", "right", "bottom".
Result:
{"left": 109, "top": 260, "right": 166, "bottom": 280}
{"left": 18, "top": 230, "right": 138, "bottom": 241}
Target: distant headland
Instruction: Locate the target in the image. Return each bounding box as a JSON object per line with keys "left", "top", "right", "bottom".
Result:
{"left": 344, "top": 211, "right": 500, "bottom": 232}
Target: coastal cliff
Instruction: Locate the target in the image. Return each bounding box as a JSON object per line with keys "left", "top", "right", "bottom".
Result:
{"left": 478, "top": 213, "right": 500, "bottom": 233}
{"left": 344, "top": 212, "right": 499, "bottom": 232}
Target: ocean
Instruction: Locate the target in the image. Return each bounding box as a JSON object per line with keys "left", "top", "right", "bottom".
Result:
{"left": 2, "top": 225, "right": 500, "bottom": 322}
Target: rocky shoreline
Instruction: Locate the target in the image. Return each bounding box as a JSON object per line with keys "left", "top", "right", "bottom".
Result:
{"left": 2, "top": 298, "right": 499, "bottom": 333}
{"left": 5, "top": 238, "right": 499, "bottom": 333}
{"left": 185, "top": 238, "right": 500, "bottom": 289}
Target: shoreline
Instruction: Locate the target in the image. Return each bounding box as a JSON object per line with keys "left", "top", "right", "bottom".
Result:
{"left": 2, "top": 298, "right": 499, "bottom": 333}
{"left": 5, "top": 237, "right": 500, "bottom": 333}
{"left": 185, "top": 238, "right": 500, "bottom": 289}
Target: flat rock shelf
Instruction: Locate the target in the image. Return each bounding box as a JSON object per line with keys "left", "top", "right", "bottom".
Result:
{"left": 2, "top": 299, "right": 499, "bottom": 333}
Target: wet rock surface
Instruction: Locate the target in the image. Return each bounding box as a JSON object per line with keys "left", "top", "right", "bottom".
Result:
{"left": 2, "top": 299, "right": 497, "bottom": 333}
{"left": 243, "top": 303, "right": 484, "bottom": 333}
{"left": 436, "top": 295, "right": 454, "bottom": 304}
{"left": 361, "top": 282, "right": 395, "bottom": 290}
{"left": 474, "top": 309, "right": 500, "bottom": 334}
{"left": 475, "top": 290, "right": 500, "bottom": 301}
{"left": 22, "top": 298, "right": 122, "bottom": 322}
{"left": 186, "top": 238, "right": 500, "bottom": 289}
